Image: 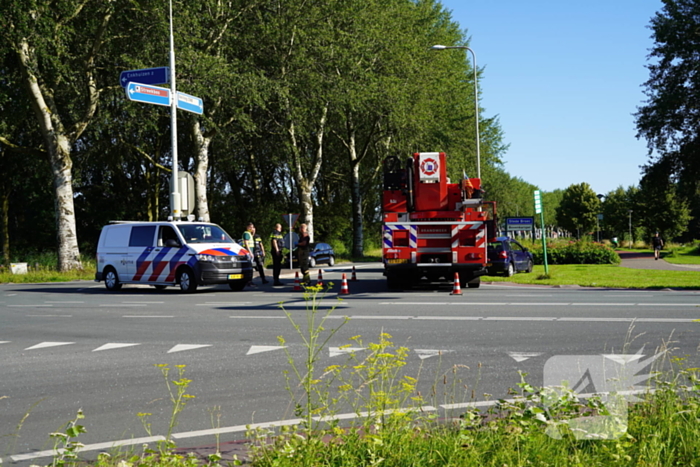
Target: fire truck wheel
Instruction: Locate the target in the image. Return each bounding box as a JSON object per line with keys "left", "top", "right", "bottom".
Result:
{"left": 467, "top": 277, "right": 480, "bottom": 288}
{"left": 504, "top": 263, "right": 515, "bottom": 277}
{"left": 386, "top": 273, "right": 402, "bottom": 290}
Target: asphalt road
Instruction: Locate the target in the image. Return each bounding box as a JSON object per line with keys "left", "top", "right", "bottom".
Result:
{"left": 1, "top": 262, "right": 699, "bottom": 464}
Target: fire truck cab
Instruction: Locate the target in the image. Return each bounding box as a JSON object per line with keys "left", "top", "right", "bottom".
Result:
{"left": 381, "top": 152, "right": 497, "bottom": 289}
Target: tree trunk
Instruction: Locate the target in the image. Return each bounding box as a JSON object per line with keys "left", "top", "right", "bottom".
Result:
{"left": 18, "top": 40, "right": 82, "bottom": 271}
{"left": 192, "top": 120, "right": 212, "bottom": 222}
{"left": 289, "top": 104, "right": 328, "bottom": 243}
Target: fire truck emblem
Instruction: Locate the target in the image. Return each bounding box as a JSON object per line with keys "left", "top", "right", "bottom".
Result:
{"left": 420, "top": 157, "right": 438, "bottom": 176}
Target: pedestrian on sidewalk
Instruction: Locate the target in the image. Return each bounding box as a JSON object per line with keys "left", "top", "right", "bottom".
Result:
{"left": 652, "top": 232, "right": 664, "bottom": 260}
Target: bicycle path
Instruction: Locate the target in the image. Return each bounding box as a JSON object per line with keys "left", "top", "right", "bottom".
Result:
{"left": 617, "top": 251, "right": 700, "bottom": 271}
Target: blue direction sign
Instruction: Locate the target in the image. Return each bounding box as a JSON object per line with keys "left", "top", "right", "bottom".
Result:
{"left": 119, "top": 67, "right": 169, "bottom": 88}
{"left": 176, "top": 91, "right": 203, "bottom": 115}
{"left": 125, "top": 82, "right": 171, "bottom": 107}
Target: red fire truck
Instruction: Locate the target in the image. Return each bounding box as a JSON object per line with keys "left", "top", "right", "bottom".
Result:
{"left": 382, "top": 152, "right": 497, "bottom": 289}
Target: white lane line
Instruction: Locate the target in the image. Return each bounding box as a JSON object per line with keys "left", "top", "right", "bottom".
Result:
{"left": 93, "top": 343, "right": 141, "bottom": 352}
{"left": 26, "top": 315, "right": 72, "bottom": 317}
{"left": 24, "top": 342, "right": 75, "bottom": 350}
{"left": 121, "top": 301, "right": 164, "bottom": 304}
{"left": 43, "top": 301, "right": 84, "bottom": 304}
{"left": 10, "top": 436, "right": 166, "bottom": 462}
{"left": 197, "top": 302, "right": 253, "bottom": 306}
{"left": 0, "top": 341, "right": 10, "bottom": 344}
{"left": 172, "top": 419, "right": 303, "bottom": 439}
{"left": 8, "top": 305, "right": 53, "bottom": 308}
{"left": 167, "top": 344, "right": 212, "bottom": 353}
{"left": 636, "top": 303, "right": 700, "bottom": 307}
{"left": 230, "top": 316, "right": 286, "bottom": 319}
{"left": 484, "top": 317, "right": 556, "bottom": 321}
{"left": 122, "top": 315, "right": 174, "bottom": 318}
{"left": 571, "top": 303, "right": 635, "bottom": 306}
{"left": 99, "top": 304, "right": 147, "bottom": 308}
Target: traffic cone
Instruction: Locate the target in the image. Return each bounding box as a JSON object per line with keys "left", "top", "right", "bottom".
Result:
{"left": 450, "top": 272, "right": 462, "bottom": 295}
{"left": 351, "top": 265, "right": 358, "bottom": 281}
{"left": 293, "top": 271, "right": 302, "bottom": 291}
{"left": 317, "top": 269, "right": 324, "bottom": 287}
{"left": 339, "top": 273, "right": 350, "bottom": 295}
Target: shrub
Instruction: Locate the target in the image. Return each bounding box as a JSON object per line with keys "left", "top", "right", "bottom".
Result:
{"left": 530, "top": 240, "right": 620, "bottom": 265}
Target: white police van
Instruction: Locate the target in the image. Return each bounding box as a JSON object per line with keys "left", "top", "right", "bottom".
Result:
{"left": 95, "top": 221, "right": 253, "bottom": 292}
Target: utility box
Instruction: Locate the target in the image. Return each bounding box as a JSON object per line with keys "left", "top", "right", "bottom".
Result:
{"left": 177, "top": 172, "right": 196, "bottom": 217}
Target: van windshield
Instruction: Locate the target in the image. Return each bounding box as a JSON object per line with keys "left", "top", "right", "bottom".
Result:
{"left": 177, "top": 224, "right": 235, "bottom": 244}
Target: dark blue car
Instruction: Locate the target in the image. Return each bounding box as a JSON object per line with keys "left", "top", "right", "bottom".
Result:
{"left": 487, "top": 237, "right": 534, "bottom": 277}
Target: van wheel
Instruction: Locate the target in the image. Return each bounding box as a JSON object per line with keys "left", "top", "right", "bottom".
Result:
{"left": 228, "top": 280, "right": 246, "bottom": 291}
{"left": 154, "top": 285, "right": 167, "bottom": 290}
{"left": 177, "top": 267, "right": 198, "bottom": 293}
{"left": 104, "top": 267, "right": 122, "bottom": 291}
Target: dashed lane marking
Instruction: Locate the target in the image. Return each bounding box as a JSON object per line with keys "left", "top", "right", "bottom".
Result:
{"left": 415, "top": 349, "right": 454, "bottom": 360}
{"left": 24, "top": 342, "right": 75, "bottom": 350}
{"left": 246, "top": 345, "right": 286, "bottom": 355}
{"left": 93, "top": 343, "right": 141, "bottom": 352}
{"left": 122, "top": 315, "right": 174, "bottom": 318}
{"left": 329, "top": 346, "right": 365, "bottom": 357}
{"left": 167, "top": 344, "right": 212, "bottom": 353}
{"left": 508, "top": 351, "right": 544, "bottom": 362}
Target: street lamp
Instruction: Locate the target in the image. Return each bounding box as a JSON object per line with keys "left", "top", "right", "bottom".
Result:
{"left": 628, "top": 210, "right": 633, "bottom": 249}
{"left": 596, "top": 194, "right": 605, "bottom": 242}
{"left": 430, "top": 44, "right": 481, "bottom": 180}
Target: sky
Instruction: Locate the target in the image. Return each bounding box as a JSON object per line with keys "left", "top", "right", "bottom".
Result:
{"left": 438, "top": 0, "right": 663, "bottom": 195}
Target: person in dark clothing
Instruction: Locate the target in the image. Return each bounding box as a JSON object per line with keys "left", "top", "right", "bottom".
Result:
{"left": 296, "top": 223, "right": 311, "bottom": 284}
{"left": 652, "top": 232, "right": 664, "bottom": 260}
{"left": 243, "top": 222, "right": 268, "bottom": 284}
{"left": 269, "top": 223, "right": 284, "bottom": 286}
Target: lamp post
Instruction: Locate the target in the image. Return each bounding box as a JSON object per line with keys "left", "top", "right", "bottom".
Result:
{"left": 596, "top": 194, "right": 605, "bottom": 242}
{"left": 628, "top": 210, "right": 633, "bottom": 249}
{"left": 430, "top": 44, "right": 481, "bottom": 180}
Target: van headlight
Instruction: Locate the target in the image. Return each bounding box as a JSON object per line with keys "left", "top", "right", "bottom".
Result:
{"left": 196, "top": 254, "right": 216, "bottom": 262}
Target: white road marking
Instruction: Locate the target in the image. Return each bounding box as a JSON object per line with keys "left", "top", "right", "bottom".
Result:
{"left": 122, "top": 315, "right": 174, "bottom": 318}
{"left": 92, "top": 343, "right": 141, "bottom": 352}
{"left": 0, "top": 341, "right": 10, "bottom": 344}
{"left": 415, "top": 349, "right": 454, "bottom": 360}
{"left": 329, "top": 346, "right": 365, "bottom": 357}
{"left": 10, "top": 436, "right": 166, "bottom": 462}
{"left": 508, "top": 351, "right": 544, "bottom": 362}
{"left": 99, "top": 304, "right": 146, "bottom": 308}
{"left": 246, "top": 345, "right": 286, "bottom": 355}
{"left": 167, "top": 344, "right": 212, "bottom": 353}
{"left": 230, "top": 316, "right": 286, "bottom": 319}
{"left": 26, "top": 315, "right": 72, "bottom": 317}
{"left": 197, "top": 302, "right": 253, "bottom": 306}
{"left": 121, "top": 301, "right": 164, "bottom": 304}
{"left": 24, "top": 342, "right": 75, "bottom": 350}
{"left": 8, "top": 305, "right": 52, "bottom": 308}
{"left": 43, "top": 301, "right": 84, "bottom": 304}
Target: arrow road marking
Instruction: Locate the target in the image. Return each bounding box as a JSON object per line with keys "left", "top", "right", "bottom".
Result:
{"left": 246, "top": 345, "right": 286, "bottom": 355}
{"left": 508, "top": 351, "right": 544, "bottom": 362}
{"left": 167, "top": 344, "right": 212, "bottom": 354}
{"left": 24, "top": 342, "right": 75, "bottom": 350}
{"left": 415, "top": 349, "right": 454, "bottom": 360}
{"left": 329, "top": 347, "right": 365, "bottom": 358}
{"left": 92, "top": 343, "right": 141, "bottom": 352}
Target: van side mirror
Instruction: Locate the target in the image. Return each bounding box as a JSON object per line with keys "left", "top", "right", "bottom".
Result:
{"left": 165, "top": 239, "right": 180, "bottom": 248}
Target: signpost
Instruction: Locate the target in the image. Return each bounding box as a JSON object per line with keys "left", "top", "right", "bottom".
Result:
{"left": 120, "top": 1, "right": 205, "bottom": 220}
{"left": 119, "top": 67, "right": 169, "bottom": 88}
{"left": 176, "top": 91, "right": 204, "bottom": 115}
{"left": 534, "top": 190, "right": 549, "bottom": 275}
{"left": 506, "top": 217, "right": 534, "bottom": 235}
{"left": 125, "top": 82, "right": 171, "bottom": 107}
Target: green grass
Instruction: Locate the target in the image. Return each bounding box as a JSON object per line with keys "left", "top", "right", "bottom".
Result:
{"left": 486, "top": 264, "right": 700, "bottom": 289}
{"left": 662, "top": 242, "right": 700, "bottom": 265}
